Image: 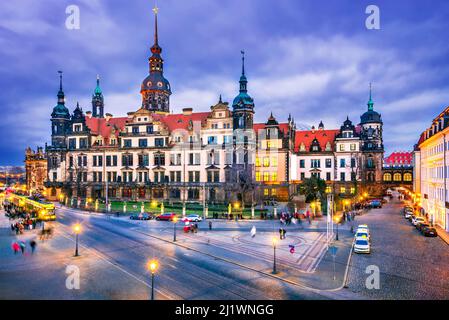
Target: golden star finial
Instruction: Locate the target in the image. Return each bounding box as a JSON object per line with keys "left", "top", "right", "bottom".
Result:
{"left": 152, "top": 5, "right": 159, "bottom": 15}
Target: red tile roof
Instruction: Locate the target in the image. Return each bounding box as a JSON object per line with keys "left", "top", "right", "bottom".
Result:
{"left": 384, "top": 151, "right": 413, "bottom": 165}
{"left": 294, "top": 129, "right": 339, "bottom": 153}
{"left": 85, "top": 116, "right": 128, "bottom": 144}
{"left": 154, "top": 112, "right": 210, "bottom": 132}
{"left": 84, "top": 112, "right": 211, "bottom": 141}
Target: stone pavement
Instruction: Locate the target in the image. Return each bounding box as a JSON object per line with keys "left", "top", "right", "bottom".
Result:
{"left": 435, "top": 225, "right": 449, "bottom": 245}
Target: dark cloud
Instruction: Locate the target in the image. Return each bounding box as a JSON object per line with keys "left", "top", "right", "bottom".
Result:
{"left": 1, "top": 0, "right": 449, "bottom": 164}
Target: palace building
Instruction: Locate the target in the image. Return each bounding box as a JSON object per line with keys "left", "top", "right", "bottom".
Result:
{"left": 43, "top": 8, "right": 386, "bottom": 209}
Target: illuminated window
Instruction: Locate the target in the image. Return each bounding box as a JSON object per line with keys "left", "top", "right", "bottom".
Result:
{"left": 271, "top": 172, "right": 277, "bottom": 182}
{"left": 271, "top": 157, "right": 278, "bottom": 167}
{"left": 267, "top": 141, "right": 276, "bottom": 149}
{"left": 325, "top": 186, "right": 332, "bottom": 193}
{"left": 255, "top": 172, "right": 261, "bottom": 182}
{"left": 383, "top": 173, "right": 392, "bottom": 181}
{"left": 350, "top": 187, "right": 355, "bottom": 194}
{"left": 340, "top": 187, "right": 346, "bottom": 194}
{"left": 255, "top": 157, "right": 261, "bottom": 167}
{"left": 263, "top": 157, "right": 270, "bottom": 167}
{"left": 404, "top": 173, "right": 412, "bottom": 181}
{"left": 263, "top": 172, "right": 270, "bottom": 182}
{"left": 264, "top": 189, "right": 269, "bottom": 196}
{"left": 271, "top": 188, "right": 277, "bottom": 196}
{"left": 340, "top": 144, "right": 345, "bottom": 151}
{"left": 393, "top": 173, "right": 402, "bottom": 181}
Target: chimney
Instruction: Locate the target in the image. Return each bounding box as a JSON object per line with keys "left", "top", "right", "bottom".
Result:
{"left": 182, "top": 108, "right": 193, "bottom": 116}
{"left": 86, "top": 111, "right": 93, "bottom": 119}
{"left": 105, "top": 113, "right": 113, "bottom": 122}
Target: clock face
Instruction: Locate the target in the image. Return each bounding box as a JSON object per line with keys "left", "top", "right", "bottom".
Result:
{"left": 157, "top": 82, "right": 163, "bottom": 87}
{"left": 147, "top": 81, "right": 152, "bottom": 87}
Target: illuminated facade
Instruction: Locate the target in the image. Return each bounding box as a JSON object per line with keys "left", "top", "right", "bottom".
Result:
{"left": 414, "top": 107, "right": 449, "bottom": 231}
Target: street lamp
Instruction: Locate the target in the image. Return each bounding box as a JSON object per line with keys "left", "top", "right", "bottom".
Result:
{"left": 172, "top": 216, "right": 178, "bottom": 242}
{"left": 333, "top": 216, "right": 340, "bottom": 241}
{"left": 73, "top": 223, "right": 82, "bottom": 256}
{"left": 147, "top": 259, "right": 159, "bottom": 300}
{"left": 272, "top": 236, "right": 278, "bottom": 274}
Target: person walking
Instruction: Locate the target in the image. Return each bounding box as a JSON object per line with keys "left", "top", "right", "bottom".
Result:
{"left": 208, "top": 221, "right": 212, "bottom": 231}
{"left": 12, "top": 242, "right": 20, "bottom": 254}
{"left": 30, "top": 240, "right": 37, "bottom": 254}
{"left": 251, "top": 226, "right": 256, "bottom": 238}
{"left": 19, "top": 241, "right": 26, "bottom": 254}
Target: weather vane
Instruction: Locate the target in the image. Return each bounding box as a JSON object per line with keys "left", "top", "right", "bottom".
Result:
{"left": 152, "top": 2, "right": 159, "bottom": 15}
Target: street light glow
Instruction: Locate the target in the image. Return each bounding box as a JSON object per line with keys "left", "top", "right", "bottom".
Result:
{"left": 148, "top": 259, "right": 159, "bottom": 274}
{"left": 73, "top": 223, "right": 82, "bottom": 234}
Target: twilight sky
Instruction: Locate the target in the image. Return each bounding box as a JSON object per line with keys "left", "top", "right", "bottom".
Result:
{"left": 1, "top": 0, "right": 449, "bottom": 165}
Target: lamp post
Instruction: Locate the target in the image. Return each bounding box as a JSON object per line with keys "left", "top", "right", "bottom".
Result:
{"left": 173, "top": 216, "right": 178, "bottom": 242}
{"left": 272, "top": 236, "right": 278, "bottom": 274}
{"left": 334, "top": 216, "right": 340, "bottom": 241}
{"left": 73, "top": 223, "right": 81, "bottom": 256}
{"left": 147, "top": 259, "right": 159, "bottom": 300}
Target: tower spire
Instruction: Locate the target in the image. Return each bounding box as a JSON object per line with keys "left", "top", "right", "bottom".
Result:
{"left": 241, "top": 50, "right": 245, "bottom": 76}
{"left": 152, "top": 4, "right": 159, "bottom": 46}
{"left": 239, "top": 50, "right": 248, "bottom": 93}
{"left": 367, "top": 82, "right": 374, "bottom": 111}
{"left": 58, "top": 70, "right": 63, "bottom": 92}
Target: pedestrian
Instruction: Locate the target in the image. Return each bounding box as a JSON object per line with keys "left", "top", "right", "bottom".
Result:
{"left": 279, "top": 228, "right": 283, "bottom": 239}
{"left": 208, "top": 221, "right": 212, "bottom": 231}
{"left": 30, "top": 240, "right": 37, "bottom": 254}
{"left": 282, "top": 228, "right": 287, "bottom": 239}
{"left": 251, "top": 226, "right": 256, "bottom": 238}
{"left": 12, "top": 242, "right": 20, "bottom": 254}
{"left": 19, "top": 241, "right": 26, "bottom": 254}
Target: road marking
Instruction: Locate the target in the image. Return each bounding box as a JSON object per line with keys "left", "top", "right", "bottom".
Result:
{"left": 54, "top": 226, "right": 180, "bottom": 300}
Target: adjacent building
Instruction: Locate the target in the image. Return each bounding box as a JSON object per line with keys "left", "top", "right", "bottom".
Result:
{"left": 414, "top": 107, "right": 449, "bottom": 232}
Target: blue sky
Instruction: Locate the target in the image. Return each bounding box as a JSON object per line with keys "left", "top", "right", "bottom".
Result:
{"left": 1, "top": 0, "right": 449, "bottom": 165}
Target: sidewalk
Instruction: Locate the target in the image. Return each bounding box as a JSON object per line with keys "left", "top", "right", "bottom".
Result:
{"left": 435, "top": 225, "right": 449, "bottom": 245}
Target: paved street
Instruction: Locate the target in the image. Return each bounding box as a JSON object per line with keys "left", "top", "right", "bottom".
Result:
{"left": 3, "top": 196, "right": 447, "bottom": 300}
{"left": 346, "top": 195, "right": 449, "bottom": 299}
{"left": 0, "top": 206, "right": 356, "bottom": 300}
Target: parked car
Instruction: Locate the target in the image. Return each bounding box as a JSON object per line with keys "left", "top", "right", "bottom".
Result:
{"left": 404, "top": 211, "right": 413, "bottom": 220}
{"left": 370, "top": 200, "right": 382, "bottom": 208}
{"left": 407, "top": 214, "right": 416, "bottom": 222}
{"left": 155, "top": 212, "right": 177, "bottom": 221}
{"left": 416, "top": 222, "right": 430, "bottom": 232}
{"left": 404, "top": 207, "right": 414, "bottom": 213}
{"left": 412, "top": 216, "right": 426, "bottom": 226}
{"left": 354, "top": 237, "right": 371, "bottom": 254}
{"left": 421, "top": 226, "right": 438, "bottom": 237}
{"left": 357, "top": 224, "right": 369, "bottom": 231}
{"left": 130, "top": 213, "right": 152, "bottom": 220}
{"left": 355, "top": 229, "right": 370, "bottom": 241}
{"left": 181, "top": 214, "right": 203, "bottom": 222}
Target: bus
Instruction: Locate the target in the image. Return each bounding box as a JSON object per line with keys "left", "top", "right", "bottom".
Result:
{"left": 4, "top": 193, "right": 56, "bottom": 221}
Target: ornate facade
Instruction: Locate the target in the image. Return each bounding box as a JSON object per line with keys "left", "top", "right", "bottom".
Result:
{"left": 25, "top": 147, "right": 47, "bottom": 194}
{"left": 44, "top": 9, "right": 388, "bottom": 207}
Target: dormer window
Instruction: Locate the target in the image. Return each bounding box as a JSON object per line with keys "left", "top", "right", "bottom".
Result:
{"left": 74, "top": 124, "right": 82, "bottom": 132}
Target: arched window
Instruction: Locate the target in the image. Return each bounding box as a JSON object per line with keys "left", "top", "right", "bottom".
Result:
{"left": 404, "top": 173, "right": 412, "bottom": 182}
{"left": 393, "top": 173, "right": 402, "bottom": 181}
{"left": 383, "top": 173, "right": 392, "bottom": 181}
